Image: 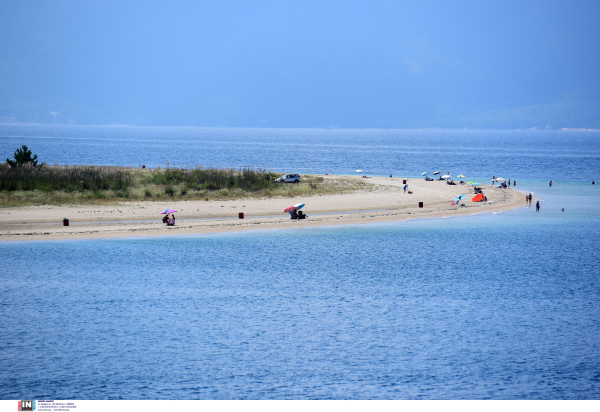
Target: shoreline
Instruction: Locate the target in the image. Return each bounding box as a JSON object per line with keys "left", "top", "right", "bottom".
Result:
{"left": 0, "top": 175, "right": 527, "bottom": 242}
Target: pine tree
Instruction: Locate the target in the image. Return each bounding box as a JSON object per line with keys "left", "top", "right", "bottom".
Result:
{"left": 7, "top": 145, "right": 39, "bottom": 167}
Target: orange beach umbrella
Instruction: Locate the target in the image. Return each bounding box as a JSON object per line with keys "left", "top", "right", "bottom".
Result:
{"left": 472, "top": 194, "right": 484, "bottom": 202}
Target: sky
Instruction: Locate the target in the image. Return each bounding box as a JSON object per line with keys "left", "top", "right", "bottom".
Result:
{"left": 1, "top": 0, "right": 599, "bottom": 129}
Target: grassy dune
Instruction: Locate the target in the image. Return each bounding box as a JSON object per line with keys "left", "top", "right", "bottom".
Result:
{"left": 0, "top": 164, "right": 367, "bottom": 207}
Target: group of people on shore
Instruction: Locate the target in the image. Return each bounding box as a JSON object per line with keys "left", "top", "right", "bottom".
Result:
{"left": 289, "top": 210, "right": 307, "bottom": 220}
{"left": 491, "top": 176, "right": 516, "bottom": 188}
{"left": 162, "top": 214, "right": 175, "bottom": 226}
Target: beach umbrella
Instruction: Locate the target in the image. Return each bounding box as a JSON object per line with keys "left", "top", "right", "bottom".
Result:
{"left": 472, "top": 194, "right": 484, "bottom": 202}
{"left": 470, "top": 182, "right": 481, "bottom": 186}
{"left": 467, "top": 181, "right": 476, "bottom": 184}
{"left": 161, "top": 209, "right": 177, "bottom": 214}
{"left": 356, "top": 169, "right": 362, "bottom": 173}
{"left": 294, "top": 203, "right": 305, "bottom": 210}
{"left": 421, "top": 171, "right": 431, "bottom": 176}
{"left": 284, "top": 205, "right": 299, "bottom": 213}
{"left": 457, "top": 174, "right": 466, "bottom": 178}
{"left": 495, "top": 177, "right": 505, "bottom": 182}
{"left": 441, "top": 174, "right": 451, "bottom": 179}
{"left": 454, "top": 194, "right": 466, "bottom": 202}
{"left": 433, "top": 171, "right": 440, "bottom": 175}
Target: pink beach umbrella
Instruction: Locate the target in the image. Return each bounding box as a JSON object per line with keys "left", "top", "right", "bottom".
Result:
{"left": 161, "top": 209, "right": 177, "bottom": 214}
{"left": 284, "top": 205, "right": 299, "bottom": 213}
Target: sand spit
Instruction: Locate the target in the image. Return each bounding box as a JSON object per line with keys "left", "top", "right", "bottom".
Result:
{"left": 0, "top": 175, "right": 526, "bottom": 241}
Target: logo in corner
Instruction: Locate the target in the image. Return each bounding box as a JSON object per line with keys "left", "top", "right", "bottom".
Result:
{"left": 18, "top": 400, "right": 36, "bottom": 411}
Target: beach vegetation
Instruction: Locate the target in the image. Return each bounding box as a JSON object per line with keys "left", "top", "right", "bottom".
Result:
{"left": 164, "top": 184, "right": 175, "bottom": 197}
{"left": 0, "top": 163, "right": 370, "bottom": 207}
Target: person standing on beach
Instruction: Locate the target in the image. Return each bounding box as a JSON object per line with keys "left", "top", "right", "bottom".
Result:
{"left": 514, "top": 180, "right": 516, "bottom": 187}
{"left": 508, "top": 179, "right": 511, "bottom": 186}
{"left": 549, "top": 180, "right": 552, "bottom": 187}
{"left": 404, "top": 184, "right": 407, "bottom": 193}
{"left": 536, "top": 201, "right": 540, "bottom": 212}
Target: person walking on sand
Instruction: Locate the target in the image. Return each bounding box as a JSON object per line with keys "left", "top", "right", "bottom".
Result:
{"left": 549, "top": 180, "right": 552, "bottom": 187}
{"left": 513, "top": 180, "right": 516, "bottom": 187}
{"left": 404, "top": 184, "right": 407, "bottom": 193}
{"left": 508, "top": 179, "right": 511, "bottom": 186}
{"left": 536, "top": 201, "right": 540, "bottom": 212}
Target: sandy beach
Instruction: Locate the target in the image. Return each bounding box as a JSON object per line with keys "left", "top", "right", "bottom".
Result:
{"left": 0, "top": 175, "right": 527, "bottom": 241}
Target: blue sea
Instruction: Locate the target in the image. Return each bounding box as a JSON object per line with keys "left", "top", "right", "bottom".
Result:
{"left": 1, "top": 124, "right": 599, "bottom": 399}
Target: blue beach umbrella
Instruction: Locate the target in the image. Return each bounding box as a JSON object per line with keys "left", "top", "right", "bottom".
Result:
{"left": 454, "top": 194, "right": 467, "bottom": 202}
{"left": 470, "top": 182, "right": 481, "bottom": 186}
{"left": 294, "top": 203, "right": 305, "bottom": 210}
{"left": 421, "top": 171, "right": 431, "bottom": 176}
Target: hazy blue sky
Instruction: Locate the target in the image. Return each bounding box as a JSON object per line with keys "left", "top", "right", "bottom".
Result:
{"left": 1, "top": 0, "right": 599, "bottom": 128}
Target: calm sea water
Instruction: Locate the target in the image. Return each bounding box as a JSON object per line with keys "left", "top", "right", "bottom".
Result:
{"left": 1, "top": 124, "right": 599, "bottom": 181}
{"left": 1, "top": 125, "right": 599, "bottom": 399}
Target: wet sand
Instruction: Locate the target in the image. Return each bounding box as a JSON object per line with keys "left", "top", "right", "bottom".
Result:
{"left": 0, "top": 175, "right": 526, "bottom": 241}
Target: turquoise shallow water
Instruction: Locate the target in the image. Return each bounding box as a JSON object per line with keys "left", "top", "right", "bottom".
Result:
{"left": 1, "top": 126, "right": 599, "bottom": 399}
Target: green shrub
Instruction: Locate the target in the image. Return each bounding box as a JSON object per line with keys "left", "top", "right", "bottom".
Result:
{"left": 164, "top": 185, "right": 175, "bottom": 197}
